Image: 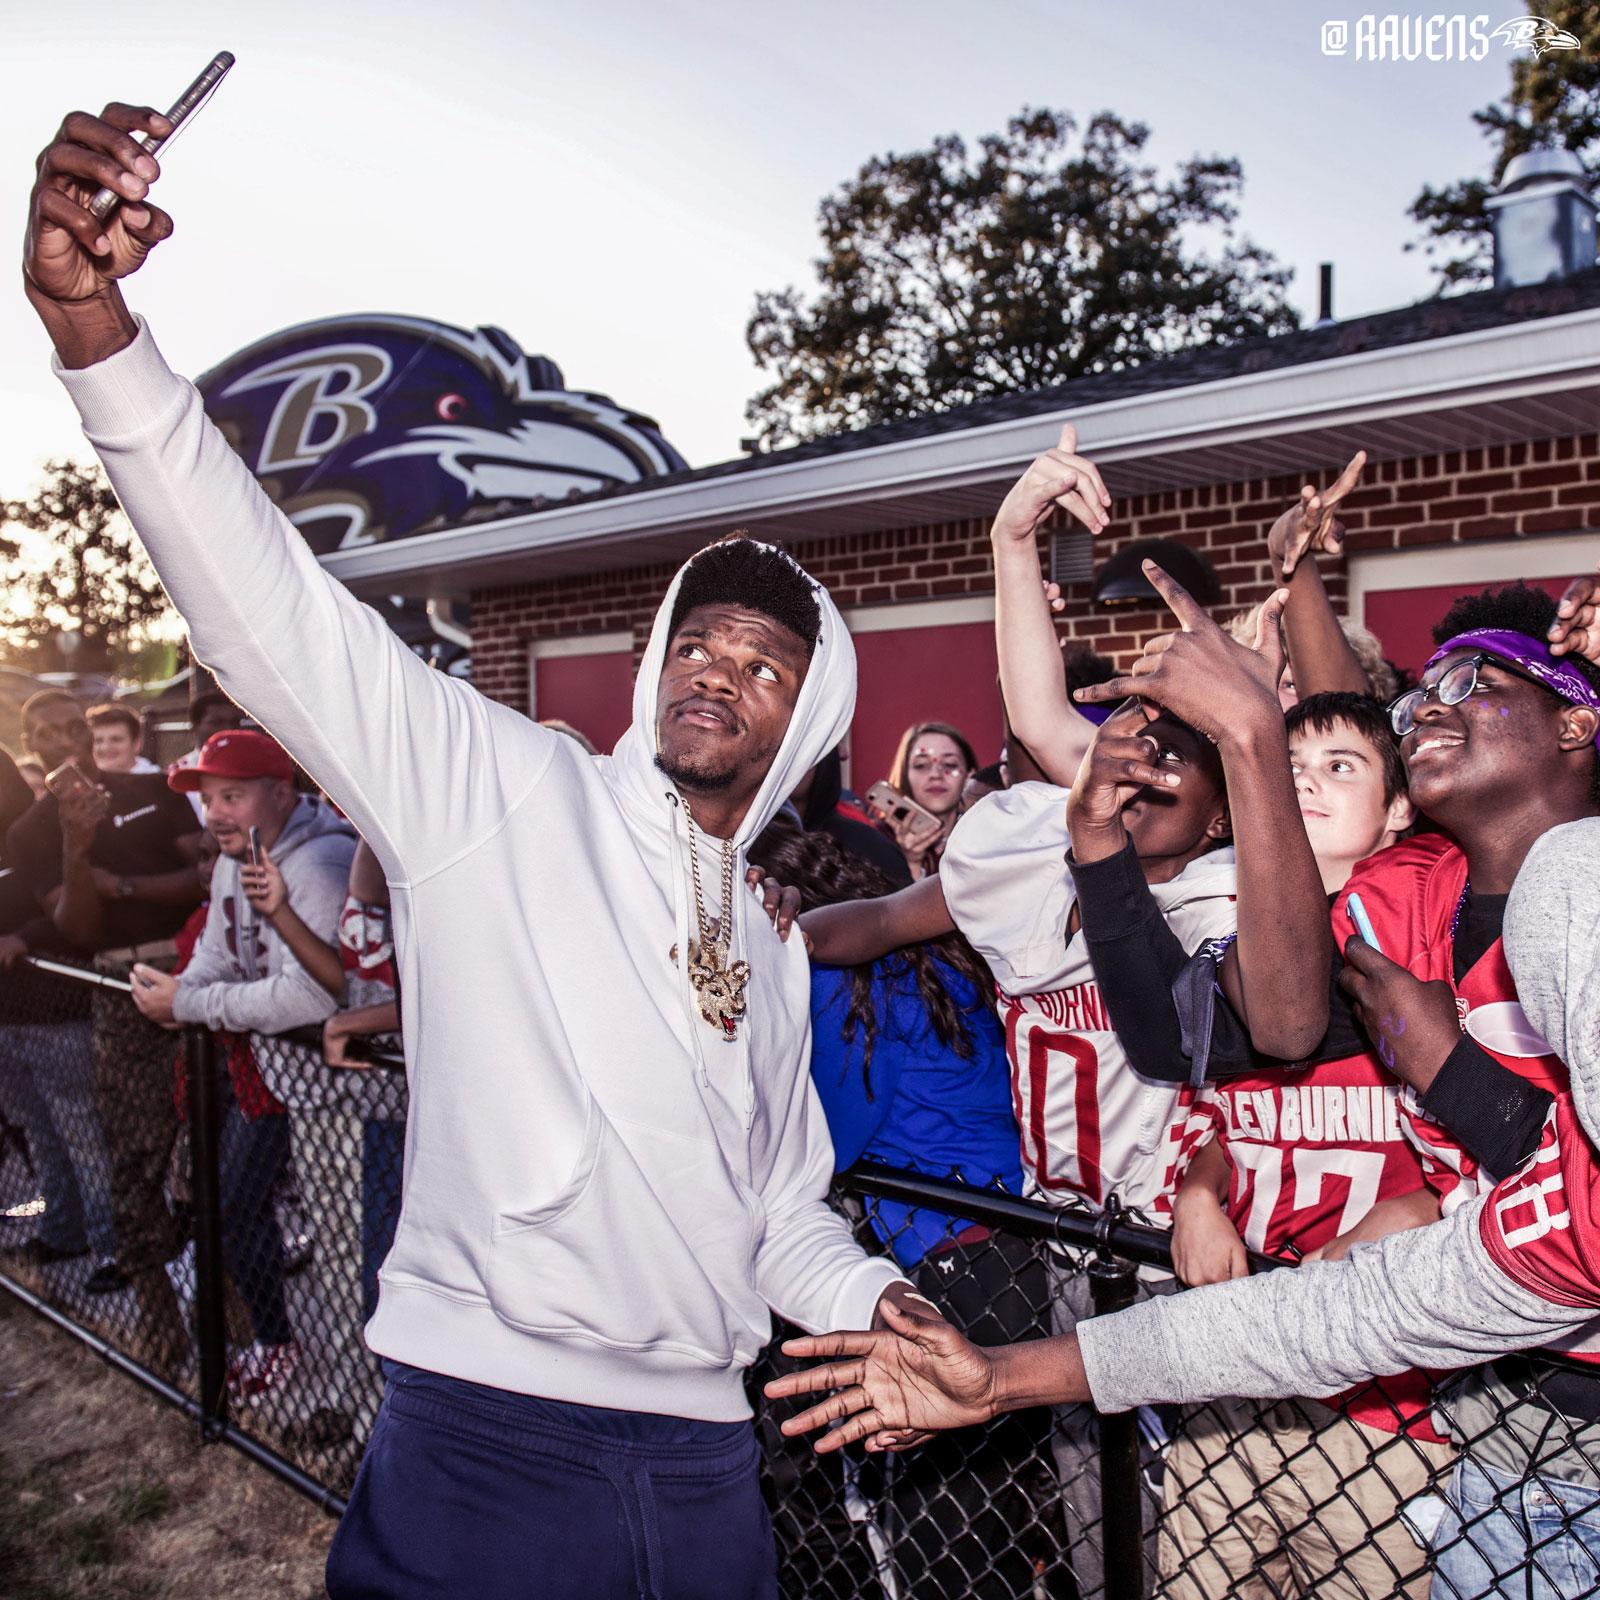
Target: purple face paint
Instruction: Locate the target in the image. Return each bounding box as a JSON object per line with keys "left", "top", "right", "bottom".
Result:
{"left": 1426, "top": 629, "right": 1600, "bottom": 745}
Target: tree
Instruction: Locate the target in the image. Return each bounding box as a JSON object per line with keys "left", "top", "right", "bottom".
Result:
{"left": 0, "top": 459, "right": 175, "bottom": 674}
{"left": 744, "top": 108, "right": 1298, "bottom": 447}
{"left": 1408, "top": 2, "right": 1600, "bottom": 293}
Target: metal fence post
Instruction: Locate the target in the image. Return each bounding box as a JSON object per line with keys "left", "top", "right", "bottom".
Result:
{"left": 1088, "top": 1247, "right": 1143, "bottom": 1600}
{"left": 184, "top": 1025, "right": 228, "bottom": 1438}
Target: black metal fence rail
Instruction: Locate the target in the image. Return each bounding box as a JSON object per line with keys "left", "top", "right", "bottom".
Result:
{"left": 5, "top": 956, "right": 1600, "bottom": 1599}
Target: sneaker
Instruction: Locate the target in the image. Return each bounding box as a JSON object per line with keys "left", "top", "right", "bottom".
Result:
{"left": 228, "top": 1339, "right": 301, "bottom": 1401}
{"left": 84, "top": 1259, "right": 130, "bottom": 1295}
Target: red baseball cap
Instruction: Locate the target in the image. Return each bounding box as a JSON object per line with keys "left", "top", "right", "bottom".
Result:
{"left": 168, "top": 729, "right": 294, "bottom": 791}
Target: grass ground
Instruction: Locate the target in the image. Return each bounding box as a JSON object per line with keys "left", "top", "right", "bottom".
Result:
{"left": 0, "top": 1291, "right": 334, "bottom": 1599}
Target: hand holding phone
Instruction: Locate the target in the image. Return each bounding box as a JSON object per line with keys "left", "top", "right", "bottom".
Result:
{"left": 1346, "top": 892, "right": 1382, "bottom": 955}
{"left": 863, "top": 781, "right": 941, "bottom": 835}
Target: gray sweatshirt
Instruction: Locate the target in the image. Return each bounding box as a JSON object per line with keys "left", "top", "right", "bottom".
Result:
{"left": 1079, "top": 818, "right": 1600, "bottom": 1412}
{"left": 172, "top": 795, "right": 356, "bottom": 1038}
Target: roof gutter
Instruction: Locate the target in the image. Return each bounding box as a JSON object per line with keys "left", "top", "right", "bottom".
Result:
{"left": 320, "top": 305, "right": 1600, "bottom": 591}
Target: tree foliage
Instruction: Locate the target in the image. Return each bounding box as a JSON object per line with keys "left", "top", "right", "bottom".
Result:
{"left": 1408, "top": 2, "right": 1600, "bottom": 292}
{"left": 744, "top": 108, "right": 1298, "bottom": 447}
{"left": 0, "top": 460, "right": 174, "bottom": 673}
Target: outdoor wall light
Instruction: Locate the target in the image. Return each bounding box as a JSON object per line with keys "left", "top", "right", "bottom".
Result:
{"left": 1091, "top": 537, "right": 1222, "bottom": 609}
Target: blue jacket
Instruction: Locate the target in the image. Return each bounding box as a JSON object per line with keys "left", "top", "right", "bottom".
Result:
{"left": 809, "top": 957, "right": 1022, "bottom": 1269}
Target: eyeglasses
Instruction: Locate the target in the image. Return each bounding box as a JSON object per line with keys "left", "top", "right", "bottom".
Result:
{"left": 1387, "top": 653, "right": 1546, "bottom": 738}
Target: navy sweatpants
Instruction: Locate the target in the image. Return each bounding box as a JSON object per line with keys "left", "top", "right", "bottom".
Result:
{"left": 325, "top": 1363, "right": 780, "bottom": 1600}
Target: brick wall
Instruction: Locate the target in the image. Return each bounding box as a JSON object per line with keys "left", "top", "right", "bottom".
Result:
{"left": 468, "top": 432, "right": 1600, "bottom": 714}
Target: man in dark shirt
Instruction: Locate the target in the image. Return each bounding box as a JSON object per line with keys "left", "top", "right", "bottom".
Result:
{"left": 5, "top": 691, "right": 202, "bottom": 1364}
{"left": 0, "top": 747, "right": 114, "bottom": 1278}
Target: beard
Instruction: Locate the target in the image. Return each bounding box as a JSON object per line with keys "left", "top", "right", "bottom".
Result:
{"left": 655, "top": 748, "right": 739, "bottom": 793}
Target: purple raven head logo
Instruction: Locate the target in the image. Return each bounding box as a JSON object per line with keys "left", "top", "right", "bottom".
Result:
{"left": 1489, "top": 16, "right": 1581, "bottom": 55}
{"left": 196, "top": 314, "right": 688, "bottom": 555}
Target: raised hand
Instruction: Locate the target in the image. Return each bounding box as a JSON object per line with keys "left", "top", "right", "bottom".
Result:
{"left": 1270, "top": 452, "right": 1367, "bottom": 580}
{"left": 765, "top": 1297, "right": 999, "bottom": 1453}
{"left": 1073, "top": 562, "right": 1289, "bottom": 747}
{"left": 1066, "top": 697, "right": 1171, "bottom": 839}
{"left": 1550, "top": 569, "right": 1600, "bottom": 664}
{"left": 240, "top": 845, "right": 288, "bottom": 920}
{"left": 991, "top": 424, "right": 1111, "bottom": 547}
{"left": 26, "top": 105, "right": 174, "bottom": 306}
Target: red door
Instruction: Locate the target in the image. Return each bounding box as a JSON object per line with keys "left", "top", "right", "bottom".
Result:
{"left": 532, "top": 646, "right": 634, "bottom": 755}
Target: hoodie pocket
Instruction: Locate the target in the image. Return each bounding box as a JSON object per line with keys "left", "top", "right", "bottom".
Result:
{"left": 485, "top": 1102, "right": 750, "bottom": 1369}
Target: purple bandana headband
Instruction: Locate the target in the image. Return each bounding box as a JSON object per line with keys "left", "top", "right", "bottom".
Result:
{"left": 1426, "top": 628, "right": 1600, "bottom": 743}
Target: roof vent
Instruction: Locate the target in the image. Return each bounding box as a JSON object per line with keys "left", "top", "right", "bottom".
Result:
{"left": 1486, "top": 148, "right": 1597, "bottom": 289}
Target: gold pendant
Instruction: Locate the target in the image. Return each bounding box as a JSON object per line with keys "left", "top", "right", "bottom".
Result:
{"left": 673, "top": 937, "right": 750, "bottom": 1041}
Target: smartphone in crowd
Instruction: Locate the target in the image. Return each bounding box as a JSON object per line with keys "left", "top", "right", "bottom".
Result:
{"left": 863, "top": 780, "right": 942, "bottom": 836}
{"left": 44, "top": 760, "right": 97, "bottom": 805}
{"left": 246, "top": 825, "right": 262, "bottom": 868}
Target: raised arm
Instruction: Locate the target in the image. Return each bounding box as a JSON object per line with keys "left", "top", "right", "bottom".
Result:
{"left": 1077, "top": 567, "right": 1333, "bottom": 1061}
{"left": 23, "top": 105, "right": 555, "bottom": 885}
{"left": 991, "top": 426, "right": 1108, "bottom": 786}
{"left": 1270, "top": 453, "right": 1371, "bottom": 701}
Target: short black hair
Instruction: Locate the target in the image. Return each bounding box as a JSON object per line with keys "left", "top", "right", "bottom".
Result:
{"left": 20, "top": 689, "right": 81, "bottom": 729}
{"left": 1433, "top": 582, "right": 1600, "bottom": 699}
{"left": 1286, "top": 691, "right": 1407, "bottom": 807}
{"left": 668, "top": 535, "right": 820, "bottom": 656}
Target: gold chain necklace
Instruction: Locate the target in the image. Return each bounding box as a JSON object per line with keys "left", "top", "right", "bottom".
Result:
{"left": 674, "top": 799, "right": 751, "bottom": 1042}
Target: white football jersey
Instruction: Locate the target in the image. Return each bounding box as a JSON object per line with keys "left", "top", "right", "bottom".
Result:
{"left": 942, "top": 785, "right": 1238, "bottom": 1221}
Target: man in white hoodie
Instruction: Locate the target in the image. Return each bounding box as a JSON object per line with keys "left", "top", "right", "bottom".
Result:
{"left": 25, "top": 102, "right": 914, "bottom": 1599}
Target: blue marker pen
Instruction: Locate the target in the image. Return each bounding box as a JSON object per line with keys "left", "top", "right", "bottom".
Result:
{"left": 1346, "top": 891, "right": 1381, "bottom": 954}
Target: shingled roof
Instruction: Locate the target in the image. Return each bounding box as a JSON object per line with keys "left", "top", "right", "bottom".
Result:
{"left": 562, "top": 266, "right": 1600, "bottom": 504}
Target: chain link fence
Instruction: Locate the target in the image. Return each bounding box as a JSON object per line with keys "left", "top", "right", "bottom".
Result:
{"left": 3, "top": 957, "right": 1599, "bottom": 1597}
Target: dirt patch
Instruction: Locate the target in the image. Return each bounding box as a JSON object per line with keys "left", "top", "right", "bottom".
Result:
{"left": 0, "top": 1292, "right": 334, "bottom": 1599}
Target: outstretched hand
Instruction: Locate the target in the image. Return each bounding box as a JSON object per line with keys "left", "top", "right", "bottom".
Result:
{"left": 1270, "top": 452, "right": 1367, "bottom": 580}
{"left": 1073, "top": 562, "right": 1288, "bottom": 746}
{"left": 765, "top": 1296, "right": 999, "bottom": 1454}
{"left": 991, "top": 424, "right": 1111, "bottom": 547}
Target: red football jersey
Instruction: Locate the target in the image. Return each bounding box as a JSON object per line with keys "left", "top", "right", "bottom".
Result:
{"left": 1480, "top": 1096, "right": 1600, "bottom": 1368}
{"left": 1189, "top": 1055, "right": 1458, "bottom": 1439}
{"left": 1334, "top": 834, "right": 1570, "bottom": 1201}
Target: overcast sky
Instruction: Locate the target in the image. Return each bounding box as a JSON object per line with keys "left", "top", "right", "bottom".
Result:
{"left": 1, "top": 0, "right": 1518, "bottom": 495}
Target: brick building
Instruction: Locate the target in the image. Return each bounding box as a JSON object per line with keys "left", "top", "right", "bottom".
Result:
{"left": 317, "top": 269, "right": 1600, "bottom": 788}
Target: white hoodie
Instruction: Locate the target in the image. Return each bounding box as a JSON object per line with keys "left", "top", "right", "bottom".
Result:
{"left": 57, "top": 322, "right": 903, "bottom": 1421}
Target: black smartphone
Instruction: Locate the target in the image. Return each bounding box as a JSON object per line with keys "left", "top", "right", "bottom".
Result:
{"left": 246, "top": 825, "right": 261, "bottom": 867}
